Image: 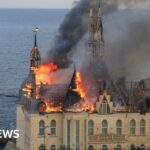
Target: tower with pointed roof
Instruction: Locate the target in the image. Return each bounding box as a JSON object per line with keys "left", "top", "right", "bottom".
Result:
{"left": 63, "top": 66, "right": 82, "bottom": 110}
{"left": 30, "top": 27, "right": 41, "bottom": 70}
{"left": 88, "top": 0, "right": 104, "bottom": 58}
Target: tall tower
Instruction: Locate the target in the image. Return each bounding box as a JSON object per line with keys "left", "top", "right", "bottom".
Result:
{"left": 30, "top": 27, "right": 41, "bottom": 70}
{"left": 88, "top": 0, "right": 104, "bottom": 58}
{"left": 29, "top": 27, "right": 41, "bottom": 100}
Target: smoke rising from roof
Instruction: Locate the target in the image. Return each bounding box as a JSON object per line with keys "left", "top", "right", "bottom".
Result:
{"left": 46, "top": 0, "right": 150, "bottom": 82}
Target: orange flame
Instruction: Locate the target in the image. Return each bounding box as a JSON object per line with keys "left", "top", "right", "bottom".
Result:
{"left": 34, "top": 63, "right": 58, "bottom": 85}
{"left": 45, "top": 102, "right": 62, "bottom": 112}
{"left": 74, "top": 71, "right": 86, "bottom": 99}
{"left": 22, "top": 83, "right": 33, "bottom": 99}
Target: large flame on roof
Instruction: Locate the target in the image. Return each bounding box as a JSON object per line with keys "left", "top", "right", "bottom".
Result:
{"left": 35, "top": 63, "right": 58, "bottom": 85}
{"left": 74, "top": 71, "right": 86, "bottom": 99}
{"left": 45, "top": 102, "right": 62, "bottom": 112}
{"left": 23, "top": 63, "right": 95, "bottom": 113}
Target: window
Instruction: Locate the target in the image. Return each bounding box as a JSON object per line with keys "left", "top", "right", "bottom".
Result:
{"left": 140, "top": 119, "right": 145, "bottom": 136}
{"left": 130, "top": 119, "right": 136, "bottom": 136}
{"left": 102, "top": 120, "right": 108, "bottom": 135}
{"left": 39, "top": 120, "right": 45, "bottom": 135}
{"left": 140, "top": 144, "right": 145, "bottom": 150}
{"left": 50, "top": 145, "right": 56, "bottom": 150}
{"left": 102, "top": 145, "right": 108, "bottom": 150}
{"left": 115, "top": 145, "right": 122, "bottom": 150}
{"left": 130, "top": 144, "right": 136, "bottom": 150}
{"left": 88, "top": 120, "right": 94, "bottom": 135}
{"left": 76, "top": 120, "right": 80, "bottom": 150}
{"left": 99, "top": 99, "right": 110, "bottom": 114}
{"left": 39, "top": 144, "right": 45, "bottom": 150}
{"left": 88, "top": 145, "right": 94, "bottom": 150}
{"left": 116, "top": 120, "right": 122, "bottom": 135}
{"left": 50, "top": 120, "right": 56, "bottom": 135}
{"left": 67, "top": 120, "right": 71, "bottom": 148}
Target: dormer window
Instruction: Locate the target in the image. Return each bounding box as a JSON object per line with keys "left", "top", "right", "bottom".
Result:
{"left": 99, "top": 97, "right": 110, "bottom": 114}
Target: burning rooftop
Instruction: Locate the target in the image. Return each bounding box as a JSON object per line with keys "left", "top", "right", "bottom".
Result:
{"left": 19, "top": 3, "right": 150, "bottom": 115}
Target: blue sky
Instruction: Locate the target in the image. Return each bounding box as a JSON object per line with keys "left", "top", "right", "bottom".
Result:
{"left": 0, "top": 0, "right": 75, "bottom": 8}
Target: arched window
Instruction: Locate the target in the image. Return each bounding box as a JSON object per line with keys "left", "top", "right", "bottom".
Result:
{"left": 115, "top": 144, "right": 122, "bottom": 150}
{"left": 50, "top": 120, "right": 56, "bottom": 135}
{"left": 88, "top": 120, "right": 94, "bottom": 135}
{"left": 116, "top": 120, "right": 122, "bottom": 135}
{"left": 50, "top": 145, "right": 56, "bottom": 150}
{"left": 130, "top": 119, "right": 136, "bottom": 136}
{"left": 88, "top": 145, "right": 94, "bottom": 150}
{"left": 130, "top": 144, "right": 136, "bottom": 150}
{"left": 39, "top": 120, "right": 45, "bottom": 135}
{"left": 102, "top": 120, "right": 108, "bottom": 135}
{"left": 140, "top": 144, "right": 145, "bottom": 150}
{"left": 140, "top": 119, "right": 145, "bottom": 136}
{"left": 102, "top": 145, "right": 108, "bottom": 150}
{"left": 99, "top": 99, "right": 110, "bottom": 114}
{"left": 39, "top": 144, "right": 45, "bottom": 150}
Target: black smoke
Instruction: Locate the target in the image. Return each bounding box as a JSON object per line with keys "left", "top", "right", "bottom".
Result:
{"left": 47, "top": 0, "right": 150, "bottom": 70}
{"left": 45, "top": 0, "right": 119, "bottom": 67}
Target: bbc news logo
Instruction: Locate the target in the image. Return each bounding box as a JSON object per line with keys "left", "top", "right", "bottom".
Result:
{"left": 0, "top": 130, "right": 20, "bottom": 139}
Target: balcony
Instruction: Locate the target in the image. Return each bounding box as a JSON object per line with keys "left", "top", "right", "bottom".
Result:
{"left": 88, "top": 134, "right": 127, "bottom": 144}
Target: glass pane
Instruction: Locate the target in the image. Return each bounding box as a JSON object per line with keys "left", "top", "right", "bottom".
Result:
{"left": 88, "top": 121, "right": 93, "bottom": 127}
{"left": 39, "top": 120, "right": 44, "bottom": 127}
{"left": 88, "top": 146, "right": 94, "bottom": 150}
{"left": 40, "top": 128, "right": 44, "bottom": 135}
{"left": 99, "top": 105, "right": 103, "bottom": 113}
{"left": 88, "top": 128, "right": 93, "bottom": 135}
{"left": 67, "top": 120, "right": 70, "bottom": 148}
{"left": 88, "top": 120, "right": 94, "bottom": 135}
{"left": 102, "top": 145, "right": 108, "bottom": 150}
{"left": 107, "top": 104, "right": 110, "bottom": 113}
{"left": 39, "top": 145, "right": 45, "bottom": 150}
{"left": 51, "top": 145, "right": 56, "bottom": 150}
{"left": 130, "top": 128, "right": 135, "bottom": 135}
{"left": 102, "top": 120, "right": 107, "bottom": 127}
{"left": 130, "top": 120, "right": 135, "bottom": 126}
{"left": 140, "top": 144, "right": 145, "bottom": 150}
{"left": 103, "top": 103, "right": 107, "bottom": 113}
{"left": 51, "top": 128, "right": 56, "bottom": 135}
{"left": 140, "top": 128, "right": 145, "bottom": 135}
{"left": 140, "top": 120, "right": 145, "bottom": 126}
{"left": 102, "top": 128, "right": 107, "bottom": 135}
{"left": 51, "top": 120, "right": 56, "bottom": 127}
{"left": 39, "top": 120, "right": 45, "bottom": 135}
{"left": 76, "top": 120, "right": 80, "bottom": 150}
{"left": 117, "top": 128, "right": 122, "bottom": 135}
{"left": 117, "top": 120, "right": 122, "bottom": 127}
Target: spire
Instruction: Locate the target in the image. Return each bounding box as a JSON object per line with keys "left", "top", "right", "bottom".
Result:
{"left": 97, "top": 0, "right": 104, "bottom": 43}
{"left": 88, "top": 0, "right": 104, "bottom": 58}
{"left": 30, "top": 27, "right": 41, "bottom": 69}
{"left": 34, "top": 32, "right": 37, "bottom": 47}
{"left": 34, "top": 27, "right": 39, "bottom": 47}
{"left": 98, "top": 0, "right": 101, "bottom": 16}
{"left": 63, "top": 66, "right": 81, "bottom": 110}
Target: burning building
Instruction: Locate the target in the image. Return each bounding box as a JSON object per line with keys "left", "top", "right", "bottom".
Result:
{"left": 16, "top": 2, "right": 150, "bottom": 150}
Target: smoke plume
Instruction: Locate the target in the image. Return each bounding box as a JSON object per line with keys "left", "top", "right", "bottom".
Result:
{"left": 44, "top": 0, "right": 150, "bottom": 98}
{"left": 47, "top": 0, "right": 150, "bottom": 70}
